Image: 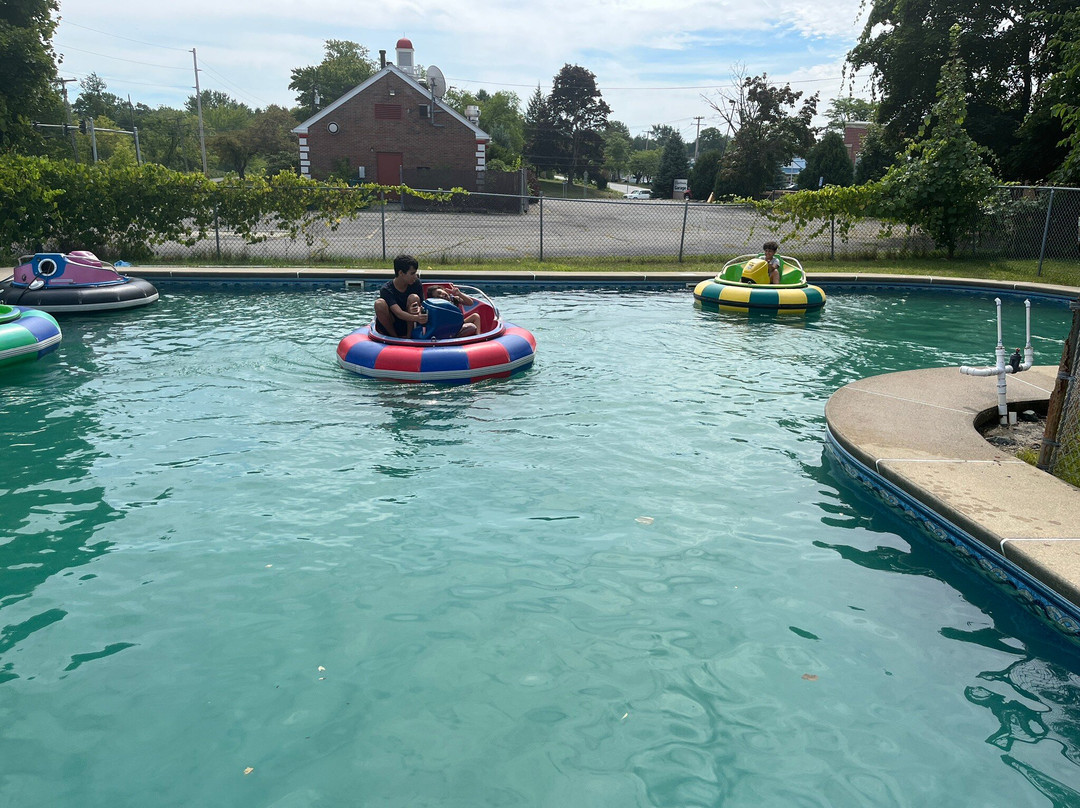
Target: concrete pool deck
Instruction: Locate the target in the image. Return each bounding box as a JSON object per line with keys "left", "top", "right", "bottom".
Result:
{"left": 825, "top": 365, "right": 1080, "bottom": 633}
{"left": 27, "top": 265, "right": 1080, "bottom": 631}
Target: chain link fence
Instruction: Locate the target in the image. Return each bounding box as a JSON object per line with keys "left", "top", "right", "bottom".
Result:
{"left": 1040, "top": 300, "right": 1080, "bottom": 489}
{"left": 154, "top": 185, "right": 1080, "bottom": 274}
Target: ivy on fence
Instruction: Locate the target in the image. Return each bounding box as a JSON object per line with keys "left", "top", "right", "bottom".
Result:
{"left": 0, "top": 155, "right": 466, "bottom": 261}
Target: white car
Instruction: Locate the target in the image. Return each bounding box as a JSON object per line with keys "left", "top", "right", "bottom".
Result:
{"left": 624, "top": 189, "right": 652, "bottom": 200}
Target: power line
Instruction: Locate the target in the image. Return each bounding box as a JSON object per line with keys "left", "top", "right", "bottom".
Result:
{"left": 60, "top": 20, "right": 191, "bottom": 51}
{"left": 55, "top": 43, "right": 189, "bottom": 70}
{"left": 198, "top": 61, "right": 278, "bottom": 108}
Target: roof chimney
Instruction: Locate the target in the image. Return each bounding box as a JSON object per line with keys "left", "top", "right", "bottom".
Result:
{"left": 379, "top": 50, "right": 386, "bottom": 69}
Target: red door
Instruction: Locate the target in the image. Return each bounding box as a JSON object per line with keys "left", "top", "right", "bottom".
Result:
{"left": 376, "top": 152, "right": 403, "bottom": 186}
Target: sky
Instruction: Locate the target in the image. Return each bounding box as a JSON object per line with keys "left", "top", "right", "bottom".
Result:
{"left": 51, "top": 0, "right": 874, "bottom": 141}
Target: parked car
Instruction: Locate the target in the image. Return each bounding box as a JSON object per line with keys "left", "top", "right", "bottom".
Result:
{"left": 624, "top": 189, "right": 652, "bottom": 200}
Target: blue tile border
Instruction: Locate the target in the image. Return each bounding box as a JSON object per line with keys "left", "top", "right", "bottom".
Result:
{"left": 134, "top": 271, "right": 1080, "bottom": 302}
{"left": 825, "top": 426, "right": 1080, "bottom": 640}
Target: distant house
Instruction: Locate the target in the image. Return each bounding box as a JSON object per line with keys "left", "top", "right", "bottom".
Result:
{"left": 780, "top": 157, "right": 806, "bottom": 187}
{"left": 291, "top": 39, "right": 490, "bottom": 188}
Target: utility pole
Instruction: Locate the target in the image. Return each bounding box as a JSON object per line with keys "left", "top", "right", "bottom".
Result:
{"left": 191, "top": 48, "right": 208, "bottom": 176}
{"left": 56, "top": 77, "right": 79, "bottom": 161}
{"left": 127, "top": 95, "right": 142, "bottom": 165}
{"left": 692, "top": 116, "right": 703, "bottom": 161}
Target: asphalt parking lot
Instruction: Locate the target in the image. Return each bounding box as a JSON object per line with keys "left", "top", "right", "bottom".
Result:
{"left": 157, "top": 197, "right": 928, "bottom": 264}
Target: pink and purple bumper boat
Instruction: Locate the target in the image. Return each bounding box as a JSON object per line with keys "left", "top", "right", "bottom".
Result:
{"left": 1, "top": 251, "right": 158, "bottom": 313}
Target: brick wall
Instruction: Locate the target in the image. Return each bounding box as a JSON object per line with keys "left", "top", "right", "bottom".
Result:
{"left": 302, "top": 73, "right": 484, "bottom": 182}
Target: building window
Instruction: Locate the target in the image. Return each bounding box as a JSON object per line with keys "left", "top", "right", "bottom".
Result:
{"left": 327, "top": 122, "right": 339, "bottom": 134}
{"left": 374, "top": 104, "right": 403, "bottom": 120}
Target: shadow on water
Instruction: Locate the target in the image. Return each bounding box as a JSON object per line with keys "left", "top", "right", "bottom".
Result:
{"left": 0, "top": 355, "right": 123, "bottom": 684}
{"left": 804, "top": 447, "right": 1080, "bottom": 800}
{"left": 364, "top": 383, "right": 494, "bottom": 478}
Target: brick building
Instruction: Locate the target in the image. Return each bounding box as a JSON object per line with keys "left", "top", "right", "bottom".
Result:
{"left": 843, "top": 122, "right": 871, "bottom": 164}
{"left": 292, "top": 39, "right": 490, "bottom": 187}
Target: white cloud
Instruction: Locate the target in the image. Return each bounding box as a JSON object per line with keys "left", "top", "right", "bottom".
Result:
{"left": 54, "top": 0, "right": 868, "bottom": 137}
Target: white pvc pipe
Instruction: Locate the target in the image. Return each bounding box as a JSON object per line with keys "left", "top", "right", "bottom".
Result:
{"left": 959, "top": 298, "right": 1034, "bottom": 424}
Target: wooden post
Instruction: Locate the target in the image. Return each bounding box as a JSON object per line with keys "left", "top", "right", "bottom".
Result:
{"left": 1038, "top": 299, "right": 1080, "bottom": 471}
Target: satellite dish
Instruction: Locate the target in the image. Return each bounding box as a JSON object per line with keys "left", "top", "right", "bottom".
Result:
{"left": 427, "top": 65, "right": 446, "bottom": 99}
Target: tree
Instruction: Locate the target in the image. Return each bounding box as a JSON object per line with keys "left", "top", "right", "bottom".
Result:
{"left": 0, "top": 0, "right": 61, "bottom": 150}
{"left": 647, "top": 124, "right": 678, "bottom": 150}
{"left": 878, "top": 26, "right": 998, "bottom": 257}
{"left": 603, "top": 128, "right": 632, "bottom": 181}
{"left": 545, "top": 64, "right": 611, "bottom": 182}
{"left": 651, "top": 131, "right": 689, "bottom": 199}
{"left": 446, "top": 89, "right": 524, "bottom": 169}
{"left": 689, "top": 149, "right": 723, "bottom": 200}
{"left": 628, "top": 149, "right": 660, "bottom": 183}
{"left": 825, "top": 96, "right": 877, "bottom": 131}
{"left": 72, "top": 73, "right": 124, "bottom": 121}
{"left": 707, "top": 72, "right": 817, "bottom": 198}
{"left": 1048, "top": 8, "right": 1080, "bottom": 184}
{"left": 695, "top": 127, "right": 728, "bottom": 155}
{"left": 523, "top": 84, "right": 562, "bottom": 175}
{"left": 846, "top": 0, "right": 1076, "bottom": 181}
{"left": 289, "top": 40, "right": 376, "bottom": 120}
{"left": 798, "top": 132, "right": 854, "bottom": 189}
{"left": 853, "top": 124, "right": 899, "bottom": 184}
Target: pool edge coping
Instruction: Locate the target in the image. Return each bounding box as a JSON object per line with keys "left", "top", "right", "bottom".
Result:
{"left": 824, "top": 365, "right": 1080, "bottom": 639}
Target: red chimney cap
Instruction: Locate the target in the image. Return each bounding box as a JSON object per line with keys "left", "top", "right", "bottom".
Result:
{"left": 396, "top": 38, "right": 413, "bottom": 49}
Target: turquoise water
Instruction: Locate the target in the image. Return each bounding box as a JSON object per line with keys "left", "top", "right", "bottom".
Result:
{"left": 2, "top": 288, "right": 1079, "bottom": 807}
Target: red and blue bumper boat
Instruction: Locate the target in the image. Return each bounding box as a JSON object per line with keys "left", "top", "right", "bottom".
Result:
{"left": 1, "top": 251, "right": 158, "bottom": 313}
{"left": 337, "top": 284, "right": 537, "bottom": 384}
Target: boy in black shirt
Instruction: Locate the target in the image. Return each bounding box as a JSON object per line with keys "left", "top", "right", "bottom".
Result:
{"left": 374, "top": 254, "right": 428, "bottom": 337}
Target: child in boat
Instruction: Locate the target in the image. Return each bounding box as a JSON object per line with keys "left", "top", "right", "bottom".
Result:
{"left": 762, "top": 241, "right": 781, "bottom": 284}
{"left": 375, "top": 254, "right": 428, "bottom": 337}
{"left": 426, "top": 285, "right": 482, "bottom": 337}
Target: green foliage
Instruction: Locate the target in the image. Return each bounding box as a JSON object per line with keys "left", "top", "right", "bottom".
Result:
{"left": 651, "top": 132, "right": 689, "bottom": 199}
{"left": 854, "top": 124, "right": 899, "bottom": 184}
{"left": 689, "top": 150, "right": 723, "bottom": 200}
{"left": 628, "top": 149, "right": 660, "bottom": 184}
{"left": 695, "top": 127, "right": 728, "bottom": 155}
{"left": 72, "top": 73, "right": 124, "bottom": 121}
{"left": 877, "top": 26, "right": 999, "bottom": 257}
{"left": 1048, "top": 9, "right": 1080, "bottom": 184}
{"left": 799, "top": 132, "right": 854, "bottom": 190}
{"left": 0, "top": 0, "right": 61, "bottom": 150}
{"left": 825, "top": 97, "right": 877, "bottom": 131}
{"left": 710, "top": 74, "right": 817, "bottom": 198}
{"left": 0, "top": 154, "right": 463, "bottom": 261}
{"left": 445, "top": 89, "right": 524, "bottom": 168}
{"left": 846, "top": 0, "right": 1077, "bottom": 181}
{"left": 543, "top": 64, "right": 611, "bottom": 182}
{"left": 289, "top": 40, "right": 377, "bottom": 120}
{"left": 747, "top": 183, "right": 886, "bottom": 245}
{"left": 602, "top": 128, "right": 632, "bottom": 180}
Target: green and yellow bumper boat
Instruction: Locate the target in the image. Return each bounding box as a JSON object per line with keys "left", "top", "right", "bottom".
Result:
{"left": 694, "top": 254, "right": 826, "bottom": 313}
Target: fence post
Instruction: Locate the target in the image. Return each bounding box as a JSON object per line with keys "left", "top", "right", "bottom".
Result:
{"left": 539, "top": 193, "right": 544, "bottom": 262}
{"left": 679, "top": 195, "right": 689, "bottom": 262}
{"left": 380, "top": 190, "right": 387, "bottom": 261}
{"left": 830, "top": 215, "right": 836, "bottom": 260}
{"left": 213, "top": 200, "right": 221, "bottom": 260}
{"left": 1037, "top": 187, "right": 1055, "bottom": 277}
